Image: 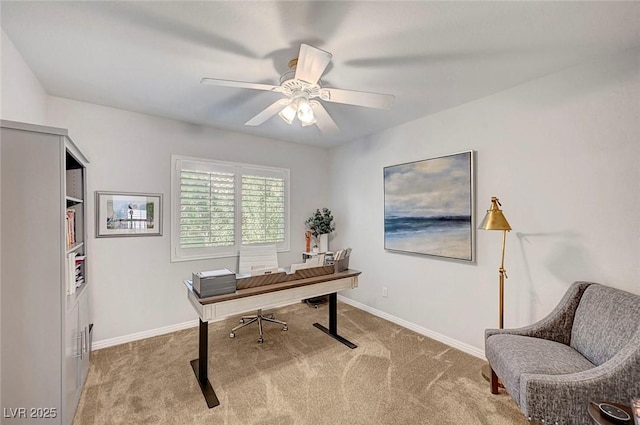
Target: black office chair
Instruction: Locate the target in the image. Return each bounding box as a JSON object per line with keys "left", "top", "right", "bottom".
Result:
{"left": 229, "top": 245, "right": 288, "bottom": 343}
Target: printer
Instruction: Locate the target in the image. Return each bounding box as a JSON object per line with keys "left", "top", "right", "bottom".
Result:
{"left": 192, "top": 269, "right": 236, "bottom": 298}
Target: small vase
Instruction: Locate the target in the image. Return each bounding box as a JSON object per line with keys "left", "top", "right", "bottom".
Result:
{"left": 319, "top": 233, "right": 329, "bottom": 253}
{"left": 305, "top": 231, "right": 311, "bottom": 252}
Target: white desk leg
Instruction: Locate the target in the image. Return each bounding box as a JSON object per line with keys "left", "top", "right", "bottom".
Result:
{"left": 190, "top": 319, "right": 220, "bottom": 408}
{"left": 313, "top": 292, "right": 357, "bottom": 349}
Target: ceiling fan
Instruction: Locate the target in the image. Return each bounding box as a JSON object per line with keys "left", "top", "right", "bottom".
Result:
{"left": 201, "top": 44, "right": 395, "bottom": 136}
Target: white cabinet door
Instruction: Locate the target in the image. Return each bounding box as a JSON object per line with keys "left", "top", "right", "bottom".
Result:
{"left": 64, "top": 302, "right": 80, "bottom": 425}
{"left": 78, "top": 290, "right": 91, "bottom": 387}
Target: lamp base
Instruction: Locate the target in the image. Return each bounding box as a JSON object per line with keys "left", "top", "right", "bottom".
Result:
{"left": 481, "top": 364, "right": 504, "bottom": 388}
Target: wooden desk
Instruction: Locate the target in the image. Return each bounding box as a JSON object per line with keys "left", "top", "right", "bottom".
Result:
{"left": 184, "top": 269, "right": 361, "bottom": 408}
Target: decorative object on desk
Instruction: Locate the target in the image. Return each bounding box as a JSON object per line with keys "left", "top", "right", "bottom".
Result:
{"left": 333, "top": 248, "right": 351, "bottom": 272}
{"left": 305, "top": 231, "right": 312, "bottom": 253}
{"left": 478, "top": 197, "right": 512, "bottom": 329}
{"left": 96, "top": 191, "right": 162, "bottom": 237}
{"left": 324, "top": 251, "right": 334, "bottom": 265}
{"left": 384, "top": 151, "right": 474, "bottom": 261}
{"left": 305, "top": 207, "right": 335, "bottom": 253}
{"left": 318, "top": 234, "right": 329, "bottom": 253}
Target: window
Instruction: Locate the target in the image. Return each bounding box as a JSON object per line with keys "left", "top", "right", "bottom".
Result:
{"left": 171, "top": 155, "right": 290, "bottom": 261}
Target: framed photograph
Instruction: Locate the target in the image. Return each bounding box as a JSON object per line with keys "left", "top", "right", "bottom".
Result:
{"left": 384, "top": 151, "right": 475, "bottom": 261}
{"left": 96, "top": 191, "right": 162, "bottom": 237}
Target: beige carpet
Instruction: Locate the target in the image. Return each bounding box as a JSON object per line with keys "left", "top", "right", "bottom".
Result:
{"left": 74, "top": 302, "right": 527, "bottom": 425}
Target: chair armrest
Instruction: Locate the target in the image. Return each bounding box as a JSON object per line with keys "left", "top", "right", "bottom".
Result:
{"left": 520, "top": 336, "right": 640, "bottom": 423}
{"left": 485, "top": 281, "right": 592, "bottom": 345}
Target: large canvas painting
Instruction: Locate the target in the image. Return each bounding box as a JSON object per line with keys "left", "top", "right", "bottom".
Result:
{"left": 384, "top": 151, "right": 475, "bottom": 261}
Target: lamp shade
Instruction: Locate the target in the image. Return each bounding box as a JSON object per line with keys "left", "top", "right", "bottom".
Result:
{"left": 479, "top": 197, "right": 511, "bottom": 231}
{"left": 278, "top": 103, "right": 297, "bottom": 124}
{"left": 297, "top": 100, "right": 315, "bottom": 125}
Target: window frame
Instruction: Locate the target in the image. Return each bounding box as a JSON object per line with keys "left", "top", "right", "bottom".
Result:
{"left": 171, "top": 155, "right": 290, "bottom": 262}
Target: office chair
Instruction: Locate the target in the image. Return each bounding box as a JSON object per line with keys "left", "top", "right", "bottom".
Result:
{"left": 230, "top": 244, "right": 288, "bottom": 343}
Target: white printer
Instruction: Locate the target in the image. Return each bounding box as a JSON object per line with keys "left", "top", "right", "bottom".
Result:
{"left": 192, "top": 269, "right": 236, "bottom": 298}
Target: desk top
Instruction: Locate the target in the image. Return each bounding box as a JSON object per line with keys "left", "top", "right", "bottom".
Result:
{"left": 186, "top": 269, "right": 361, "bottom": 305}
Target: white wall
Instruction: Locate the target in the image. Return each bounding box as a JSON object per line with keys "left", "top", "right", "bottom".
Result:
{"left": 0, "top": 29, "right": 48, "bottom": 124}
{"left": 329, "top": 48, "right": 640, "bottom": 354}
{"left": 47, "top": 98, "right": 330, "bottom": 344}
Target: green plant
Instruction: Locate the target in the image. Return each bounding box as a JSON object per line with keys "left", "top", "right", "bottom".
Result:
{"left": 305, "top": 208, "right": 335, "bottom": 238}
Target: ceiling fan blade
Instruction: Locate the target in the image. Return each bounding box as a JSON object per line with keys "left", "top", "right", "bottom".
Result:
{"left": 310, "top": 101, "right": 339, "bottom": 136}
{"left": 321, "top": 88, "right": 395, "bottom": 110}
{"left": 201, "top": 78, "right": 281, "bottom": 92}
{"left": 245, "top": 99, "right": 289, "bottom": 126}
{"left": 294, "top": 44, "right": 332, "bottom": 85}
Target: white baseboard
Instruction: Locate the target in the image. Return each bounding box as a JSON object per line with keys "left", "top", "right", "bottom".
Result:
{"left": 93, "top": 297, "right": 485, "bottom": 360}
{"left": 337, "top": 295, "right": 486, "bottom": 360}
{"left": 92, "top": 319, "right": 200, "bottom": 350}
{"left": 91, "top": 300, "right": 300, "bottom": 351}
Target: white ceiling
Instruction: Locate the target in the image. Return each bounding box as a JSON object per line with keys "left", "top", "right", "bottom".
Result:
{"left": 2, "top": 1, "right": 639, "bottom": 148}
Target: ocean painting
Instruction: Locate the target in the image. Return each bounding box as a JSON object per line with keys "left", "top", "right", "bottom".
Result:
{"left": 384, "top": 151, "right": 474, "bottom": 261}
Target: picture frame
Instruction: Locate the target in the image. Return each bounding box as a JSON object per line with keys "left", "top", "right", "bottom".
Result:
{"left": 95, "top": 191, "right": 163, "bottom": 237}
{"left": 383, "top": 150, "right": 475, "bottom": 262}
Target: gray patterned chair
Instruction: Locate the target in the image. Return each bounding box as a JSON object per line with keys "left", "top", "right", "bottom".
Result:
{"left": 485, "top": 281, "right": 640, "bottom": 425}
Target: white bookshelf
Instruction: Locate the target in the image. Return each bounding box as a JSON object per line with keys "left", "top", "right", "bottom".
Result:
{"left": 1, "top": 120, "right": 91, "bottom": 425}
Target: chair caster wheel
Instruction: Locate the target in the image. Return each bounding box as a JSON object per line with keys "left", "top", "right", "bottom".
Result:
{"left": 257, "top": 338, "right": 264, "bottom": 344}
{"left": 239, "top": 319, "right": 245, "bottom": 324}
{"left": 283, "top": 326, "right": 288, "bottom": 331}
{"left": 230, "top": 332, "right": 235, "bottom": 338}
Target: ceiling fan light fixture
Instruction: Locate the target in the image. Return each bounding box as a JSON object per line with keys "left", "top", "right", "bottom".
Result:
{"left": 297, "top": 100, "right": 315, "bottom": 125}
{"left": 278, "top": 103, "right": 296, "bottom": 124}
{"left": 201, "top": 43, "right": 394, "bottom": 135}
{"left": 300, "top": 116, "right": 317, "bottom": 127}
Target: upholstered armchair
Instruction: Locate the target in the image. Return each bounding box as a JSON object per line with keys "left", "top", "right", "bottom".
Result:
{"left": 485, "top": 281, "right": 640, "bottom": 425}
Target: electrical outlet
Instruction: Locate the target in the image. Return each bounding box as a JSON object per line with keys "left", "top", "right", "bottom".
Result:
{"left": 382, "top": 287, "right": 388, "bottom": 298}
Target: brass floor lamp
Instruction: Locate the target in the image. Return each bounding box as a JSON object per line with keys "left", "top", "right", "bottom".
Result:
{"left": 479, "top": 197, "right": 512, "bottom": 383}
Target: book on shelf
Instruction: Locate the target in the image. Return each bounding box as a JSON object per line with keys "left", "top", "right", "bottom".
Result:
{"left": 66, "top": 253, "right": 86, "bottom": 294}
{"left": 66, "top": 208, "right": 76, "bottom": 248}
{"left": 75, "top": 256, "right": 85, "bottom": 288}
{"left": 74, "top": 263, "right": 83, "bottom": 287}
{"left": 66, "top": 252, "right": 77, "bottom": 295}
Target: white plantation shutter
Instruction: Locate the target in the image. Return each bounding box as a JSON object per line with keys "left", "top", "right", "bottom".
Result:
{"left": 241, "top": 172, "right": 286, "bottom": 244}
{"left": 180, "top": 169, "right": 235, "bottom": 248}
{"left": 172, "top": 156, "right": 289, "bottom": 261}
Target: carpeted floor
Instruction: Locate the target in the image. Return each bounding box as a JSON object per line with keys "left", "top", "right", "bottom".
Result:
{"left": 73, "top": 302, "right": 528, "bottom": 425}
